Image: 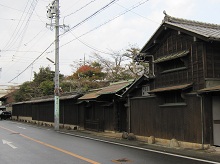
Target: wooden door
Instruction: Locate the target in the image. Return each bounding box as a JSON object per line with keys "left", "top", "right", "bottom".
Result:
{"left": 213, "top": 96, "right": 220, "bottom": 146}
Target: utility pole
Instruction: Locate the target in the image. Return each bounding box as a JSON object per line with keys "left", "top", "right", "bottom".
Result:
{"left": 46, "top": 0, "right": 60, "bottom": 131}
{"left": 54, "top": 0, "right": 60, "bottom": 131}
{"left": 47, "top": 0, "right": 68, "bottom": 131}
{"left": 0, "top": 68, "right": 2, "bottom": 79}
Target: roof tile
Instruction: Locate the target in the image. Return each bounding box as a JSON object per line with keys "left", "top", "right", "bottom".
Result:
{"left": 164, "top": 15, "right": 220, "bottom": 40}
{"left": 78, "top": 80, "right": 133, "bottom": 100}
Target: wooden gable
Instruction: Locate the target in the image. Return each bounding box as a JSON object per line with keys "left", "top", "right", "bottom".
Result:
{"left": 137, "top": 13, "right": 220, "bottom": 91}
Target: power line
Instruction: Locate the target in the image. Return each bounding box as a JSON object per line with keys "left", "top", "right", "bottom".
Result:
{"left": 0, "top": 29, "right": 50, "bottom": 77}
{"left": 0, "top": 50, "right": 42, "bottom": 53}
{"left": 0, "top": 17, "right": 44, "bottom": 22}
{"left": 60, "top": 0, "right": 119, "bottom": 37}
{"left": 62, "top": 0, "right": 97, "bottom": 24}
{"left": 115, "top": 2, "right": 159, "bottom": 24}
{"left": 23, "top": 27, "right": 46, "bottom": 46}
{"left": 0, "top": 2, "right": 45, "bottom": 19}
{"left": 10, "top": 0, "right": 39, "bottom": 61}
{"left": 0, "top": 3, "right": 27, "bottom": 13}
{"left": 8, "top": 41, "right": 54, "bottom": 83}
{"left": 70, "top": 31, "right": 116, "bottom": 55}
{"left": 6, "top": 0, "right": 150, "bottom": 83}
{"left": 11, "top": 0, "right": 39, "bottom": 50}
{"left": 1, "top": 0, "right": 31, "bottom": 51}
{"left": 2, "top": 0, "right": 38, "bottom": 53}
{"left": 62, "top": 0, "right": 85, "bottom": 13}
{"left": 60, "top": 0, "right": 150, "bottom": 49}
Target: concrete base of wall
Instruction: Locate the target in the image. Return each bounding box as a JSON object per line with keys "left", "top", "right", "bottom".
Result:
{"left": 136, "top": 135, "right": 210, "bottom": 150}
{"left": 12, "top": 117, "right": 82, "bottom": 131}
{"left": 12, "top": 116, "right": 32, "bottom": 122}
{"left": 11, "top": 118, "right": 210, "bottom": 150}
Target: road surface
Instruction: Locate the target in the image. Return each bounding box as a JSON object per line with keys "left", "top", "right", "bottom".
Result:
{"left": 0, "top": 120, "right": 217, "bottom": 164}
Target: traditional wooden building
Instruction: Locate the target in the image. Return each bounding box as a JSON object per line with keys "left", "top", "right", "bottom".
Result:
{"left": 0, "top": 90, "right": 16, "bottom": 112}
{"left": 77, "top": 80, "right": 133, "bottom": 132}
{"left": 126, "top": 13, "right": 220, "bottom": 147}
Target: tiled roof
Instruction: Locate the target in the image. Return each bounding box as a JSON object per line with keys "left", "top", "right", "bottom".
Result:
{"left": 12, "top": 93, "right": 80, "bottom": 105}
{"left": 140, "top": 13, "right": 220, "bottom": 53}
{"left": 149, "top": 83, "right": 192, "bottom": 93}
{"left": 163, "top": 14, "right": 220, "bottom": 41}
{"left": 79, "top": 80, "right": 134, "bottom": 100}
{"left": 97, "top": 80, "right": 133, "bottom": 95}
{"left": 78, "top": 91, "right": 100, "bottom": 100}
{"left": 0, "top": 90, "right": 16, "bottom": 100}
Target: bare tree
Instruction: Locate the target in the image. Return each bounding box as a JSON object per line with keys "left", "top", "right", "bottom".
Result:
{"left": 92, "top": 51, "right": 133, "bottom": 82}
{"left": 123, "top": 45, "right": 149, "bottom": 77}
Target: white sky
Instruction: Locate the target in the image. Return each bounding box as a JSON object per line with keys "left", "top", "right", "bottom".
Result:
{"left": 0, "top": 0, "right": 220, "bottom": 89}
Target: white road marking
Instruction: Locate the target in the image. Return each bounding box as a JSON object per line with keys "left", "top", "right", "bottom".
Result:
{"left": 2, "top": 139, "right": 17, "bottom": 149}
{"left": 17, "top": 126, "right": 26, "bottom": 129}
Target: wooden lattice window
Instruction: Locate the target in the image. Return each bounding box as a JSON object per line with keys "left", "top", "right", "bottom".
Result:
{"left": 160, "top": 91, "right": 186, "bottom": 107}
{"left": 160, "top": 58, "right": 186, "bottom": 73}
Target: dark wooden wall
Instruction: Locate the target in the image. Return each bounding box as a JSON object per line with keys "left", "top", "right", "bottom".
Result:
{"left": 117, "top": 101, "right": 127, "bottom": 132}
{"left": 77, "top": 103, "right": 85, "bottom": 127}
{"left": 130, "top": 94, "right": 203, "bottom": 143}
{"left": 60, "top": 99, "right": 78, "bottom": 125}
{"left": 203, "top": 94, "right": 213, "bottom": 144}
{"left": 151, "top": 30, "right": 206, "bottom": 91}
{"left": 83, "top": 101, "right": 114, "bottom": 132}
{"left": 206, "top": 42, "right": 220, "bottom": 79}
{"left": 12, "top": 103, "right": 32, "bottom": 117}
{"left": 104, "top": 106, "right": 114, "bottom": 131}
{"left": 76, "top": 100, "right": 125, "bottom": 132}
{"left": 32, "top": 102, "right": 54, "bottom": 122}
{"left": 12, "top": 99, "right": 81, "bottom": 125}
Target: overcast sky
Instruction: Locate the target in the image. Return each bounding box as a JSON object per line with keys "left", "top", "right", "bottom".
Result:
{"left": 0, "top": 0, "right": 220, "bottom": 89}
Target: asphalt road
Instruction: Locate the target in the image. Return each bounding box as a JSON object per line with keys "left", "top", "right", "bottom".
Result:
{"left": 0, "top": 120, "right": 217, "bottom": 164}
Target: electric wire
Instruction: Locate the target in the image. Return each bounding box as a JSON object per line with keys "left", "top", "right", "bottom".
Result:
{"left": 0, "top": 50, "right": 42, "bottom": 53}
{"left": 60, "top": 0, "right": 119, "bottom": 37}
{"left": 63, "top": 0, "right": 83, "bottom": 13}
{"left": 1, "top": 0, "right": 31, "bottom": 51}
{"left": 115, "top": 2, "right": 159, "bottom": 24}
{"left": 23, "top": 27, "right": 46, "bottom": 46}
{"left": 10, "top": 0, "right": 39, "bottom": 61}
{"left": 60, "top": 0, "right": 150, "bottom": 49}
{"left": 63, "top": 0, "right": 98, "bottom": 24}
{"left": 1, "top": 29, "right": 50, "bottom": 77}
{"left": 6, "top": 0, "right": 149, "bottom": 83}
{"left": 67, "top": 0, "right": 154, "bottom": 56}
{"left": 0, "top": 17, "right": 43, "bottom": 22}
{"left": 8, "top": 41, "right": 54, "bottom": 83}
{"left": 0, "top": 2, "right": 46, "bottom": 19}
{"left": 0, "top": 3, "right": 27, "bottom": 13}
{"left": 70, "top": 32, "right": 115, "bottom": 55}
{"left": 2, "top": 0, "right": 39, "bottom": 54}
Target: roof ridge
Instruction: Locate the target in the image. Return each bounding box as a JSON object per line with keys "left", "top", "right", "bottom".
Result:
{"left": 109, "top": 79, "right": 134, "bottom": 86}
{"left": 163, "top": 11, "right": 220, "bottom": 30}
